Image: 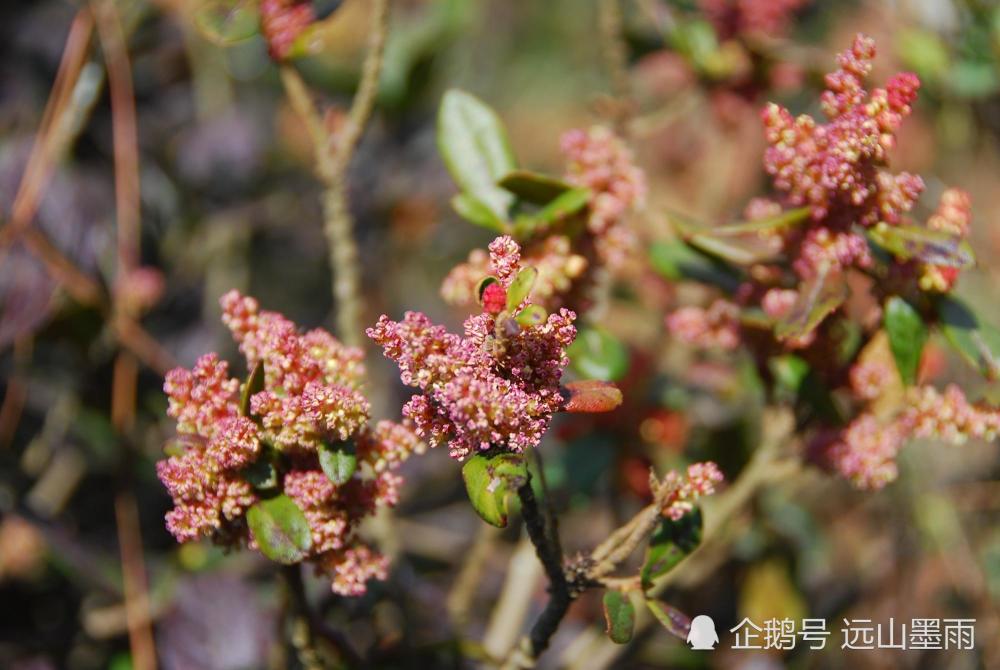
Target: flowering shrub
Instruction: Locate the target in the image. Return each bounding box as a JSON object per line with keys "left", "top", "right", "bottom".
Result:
{"left": 159, "top": 291, "right": 424, "bottom": 595}
{"left": 659, "top": 34, "right": 999, "bottom": 492}
{"left": 16, "top": 1, "right": 1000, "bottom": 667}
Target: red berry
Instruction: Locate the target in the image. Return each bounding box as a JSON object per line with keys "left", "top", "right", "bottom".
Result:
{"left": 481, "top": 282, "right": 507, "bottom": 315}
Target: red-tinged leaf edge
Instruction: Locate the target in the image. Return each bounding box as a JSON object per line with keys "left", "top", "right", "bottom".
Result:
{"left": 562, "top": 380, "right": 623, "bottom": 413}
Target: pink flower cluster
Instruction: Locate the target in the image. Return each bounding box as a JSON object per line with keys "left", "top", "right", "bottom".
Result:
{"left": 828, "top": 376, "right": 1000, "bottom": 489}
{"left": 665, "top": 299, "right": 741, "bottom": 350}
{"left": 700, "top": 0, "right": 807, "bottom": 40}
{"left": 369, "top": 236, "right": 577, "bottom": 459}
{"left": 659, "top": 462, "right": 725, "bottom": 520}
{"left": 442, "top": 236, "right": 587, "bottom": 311}
{"left": 762, "top": 34, "right": 923, "bottom": 278}
{"left": 827, "top": 413, "right": 907, "bottom": 490}
{"left": 220, "top": 290, "right": 368, "bottom": 451}
{"left": 562, "top": 126, "right": 647, "bottom": 266}
{"left": 159, "top": 292, "right": 424, "bottom": 595}
{"left": 907, "top": 384, "right": 1000, "bottom": 445}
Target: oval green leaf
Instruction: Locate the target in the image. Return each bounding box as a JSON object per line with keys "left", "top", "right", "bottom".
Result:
{"left": 602, "top": 590, "right": 636, "bottom": 644}
{"left": 319, "top": 442, "right": 357, "bottom": 485}
{"left": 935, "top": 294, "right": 1000, "bottom": 380}
{"left": 515, "top": 304, "right": 547, "bottom": 327}
{"left": 641, "top": 508, "right": 703, "bottom": 590}
{"left": 668, "top": 210, "right": 793, "bottom": 265}
{"left": 476, "top": 275, "right": 500, "bottom": 304}
{"left": 868, "top": 223, "right": 975, "bottom": 268}
{"left": 498, "top": 170, "right": 573, "bottom": 204}
{"left": 884, "top": 296, "right": 928, "bottom": 385}
{"left": 534, "top": 187, "right": 591, "bottom": 224}
{"left": 451, "top": 193, "right": 509, "bottom": 233}
{"left": 437, "top": 89, "right": 517, "bottom": 219}
{"left": 648, "top": 239, "right": 742, "bottom": 292}
{"left": 645, "top": 600, "right": 692, "bottom": 641}
{"left": 506, "top": 267, "right": 537, "bottom": 310}
{"left": 461, "top": 452, "right": 527, "bottom": 528}
{"left": 247, "top": 495, "right": 312, "bottom": 565}
{"left": 567, "top": 327, "right": 629, "bottom": 381}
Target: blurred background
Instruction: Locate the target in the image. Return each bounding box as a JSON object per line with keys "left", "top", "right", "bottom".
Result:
{"left": 2, "top": 0, "right": 1000, "bottom": 668}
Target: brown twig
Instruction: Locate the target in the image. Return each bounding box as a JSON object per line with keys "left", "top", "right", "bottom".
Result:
{"left": 560, "top": 410, "right": 798, "bottom": 670}
{"left": 279, "top": 0, "right": 390, "bottom": 347}
{"left": 114, "top": 492, "right": 157, "bottom": 670}
{"left": 0, "top": 8, "right": 94, "bottom": 251}
{"left": 0, "top": 336, "right": 32, "bottom": 449}
{"left": 597, "top": 0, "right": 632, "bottom": 134}
{"left": 93, "top": 0, "right": 141, "bottom": 273}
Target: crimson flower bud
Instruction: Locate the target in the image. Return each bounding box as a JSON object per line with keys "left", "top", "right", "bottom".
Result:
{"left": 481, "top": 282, "right": 507, "bottom": 315}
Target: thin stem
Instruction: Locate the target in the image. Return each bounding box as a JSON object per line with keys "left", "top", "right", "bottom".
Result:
{"left": 94, "top": 0, "right": 141, "bottom": 274}
{"left": 282, "top": 565, "right": 363, "bottom": 668}
{"left": 598, "top": 0, "right": 631, "bottom": 133}
{"left": 323, "top": 0, "right": 389, "bottom": 347}
{"left": 281, "top": 0, "right": 390, "bottom": 347}
{"left": 1, "top": 8, "right": 94, "bottom": 245}
{"left": 114, "top": 491, "right": 157, "bottom": 670}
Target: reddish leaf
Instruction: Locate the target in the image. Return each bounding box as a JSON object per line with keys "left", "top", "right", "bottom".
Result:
{"left": 562, "top": 380, "right": 623, "bottom": 413}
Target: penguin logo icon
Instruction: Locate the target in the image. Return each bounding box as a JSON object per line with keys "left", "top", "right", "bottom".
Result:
{"left": 687, "top": 615, "right": 719, "bottom": 650}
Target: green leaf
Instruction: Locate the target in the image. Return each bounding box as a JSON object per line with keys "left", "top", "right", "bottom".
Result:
{"left": 686, "top": 232, "right": 782, "bottom": 265}
{"left": 935, "top": 294, "right": 1000, "bottom": 380}
{"left": 194, "top": 0, "right": 259, "bottom": 46}
{"left": 951, "top": 60, "right": 1000, "bottom": 99}
{"left": 247, "top": 495, "right": 312, "bottom": 564}
{"left": 868, "top": 223, "right": 975, "bottom": 268}
{"left": 451, "top": 193, "right": 509, "bottom": 233}
{"left": 318, "top": 442, "right": 357, "bottom": 485}
{"left": 705, "top": 206, "right": 811, "bottom": 236}
{"left": 884, "top": 296, "right": 928, "bottom": 385}
{"left": 645, "top": 600, "right": 691, "bottom": 641}
{"left": 239, "top": 361, "right": 265, "bottom": 417}
{"left": 461, "top": 452, "right": 527, "bottom": 528}
{"left": 641, "top": 509, "right": 703, "bottom": 590}
{"left": 567, "top": 327, "right": 629, "bottom": 382}
{"left": 242, "top": 458, "right": 279, "bottom": 491}
{"left": 648, "top": 239, "right": 742, "bottom": 292}
{"left": 437, "top": 89, "right": 517, "bottom": 219}
{"left": 602, "top": 590, "right": 635, "bottom": 644}
{"left": 896, "top": 29, "right": 950, "bottom": 82}
{"left": 768, "top": 354, "right": 810, "bottom": 404}
{"left": 476, "top": 275, "right": 500, "bottom": 303}
{"left": 498, "top": 170, "right": 574, "bottom": 204}
{"left": 506, "top": 267, "right": 537, "bottom": 310}
{"left": 533, "top": 187, "right": 591, "bottom": 225}
{"left": 515, "top": 304, "right": 547, "bottom": 327}
{"left": 775, "top": 266, "right": 848, "bottom": 341}
{"left": 669, "top": 210, "right": 797, "bottom": 265}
